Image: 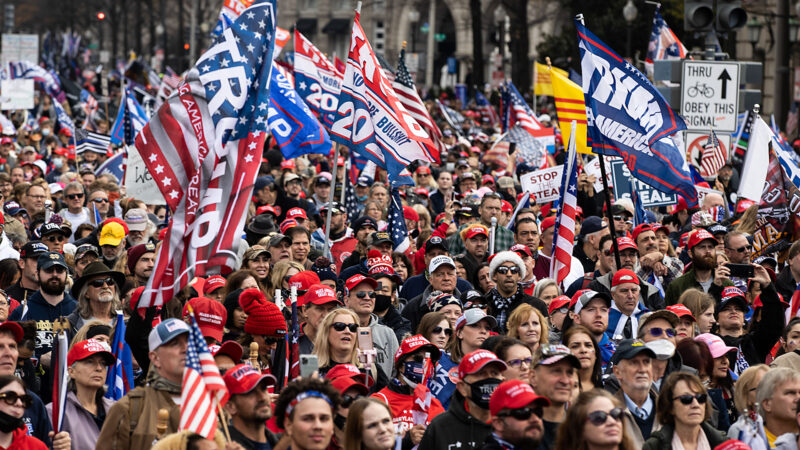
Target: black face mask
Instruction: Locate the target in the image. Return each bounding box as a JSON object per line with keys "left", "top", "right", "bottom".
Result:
{"left": 0, "top": 410, "right": 24, "bottom": 433}
{"left": 334, "top": 413, "right": 347, "bottom": 430}
{"left": 374, "top": 294, "right": 392, "bottom": 312}
{"left": 467, "top": 378, "right": 502, "bottom": 410}
{"left": 410, "top": 228, "right": 420, "bottom": 240}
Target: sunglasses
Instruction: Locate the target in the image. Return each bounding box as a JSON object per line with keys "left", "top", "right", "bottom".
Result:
{"left": 507, "top": 357, "right": 533, "bottom": 368}
{"left": 648, "top": 327, "right": 676, "bottom": 338}
{"left": 727, "top": 245, "right": 751, "bottom": 253}
{"left": 341, "top": 394, "right": 364, "bottom": 408}
{"left": 432, "top": 326, "right": 452, "bottom": 336}
{"left": 89, "top": 277, "right": 114, "bottom": 288}
{"left": 43, "top": 266, "right": 66, "bottom": 274}
{"left": 45, "top": 235, "right": 65, "bottom": 243}
{"left": 92, "top": 198, "right": 109, "bottom": 203}
{"left": 498, "top": 406, "right": 543, "bottom": 421}
{"left": 586, "top": 407, "right": 624, "bottom": 426}
{"left": 0, "top": 392, "right": 32, "bottom": 408}
{"left": 613, "top": 215, "right": 626, "bottom": 221}
{"left": 674, "top": 393, "right": 708, "bottom": 405}
{"left": 66, "top": 193, "right": 84, "bottom": 200}
{"left": 331, "top": 322, "right": 358, "bottom": 333}
{"left": 354, "top": 291, "right": 374, "bottom": 299}
{"left": 495, "top": 266, "right": 520, "bottom": 275}
{"left": 553, "top": 307, "right": 569, "bottom": 315}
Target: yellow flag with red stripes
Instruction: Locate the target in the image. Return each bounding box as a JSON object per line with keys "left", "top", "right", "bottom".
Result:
{"left": 533, "top": 61, "right": 567, "bottom": 97}
{"left": 550, "top": 67, "right": 591, "bottom": 154}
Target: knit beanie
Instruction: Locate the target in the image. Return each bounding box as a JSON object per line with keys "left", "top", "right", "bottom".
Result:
{"left": 239, "top": 288, "right": 287, "bottom": 338}
{"left": 224, "top": 288, "right": 244, "bottom": 328}
{"left": 312, "top": 256, "right": 337, "bottom": 283}
{"left": 488, "top": 250, "right": 526, "bottom": 279}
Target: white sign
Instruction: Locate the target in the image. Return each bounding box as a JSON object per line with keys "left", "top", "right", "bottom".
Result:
{"left": 681, "top": 61, "right": 739, "bottom": 133}
{"left": 520, "top": 166, "right": 563, "bottom": 203}
{"left": 124, "top": 145, "right": 166, "bottom": 205}
{"left": 0, "top": 79, "right": 33, "bottom": 110}
{"left": 695, "top": 186, "right": 724, "bottom": 207}
{"left": 582, "top": 156, "right": 617, "bottom": 192}
{"left": 1, "top": 34, "right": 38, "bottom": 65}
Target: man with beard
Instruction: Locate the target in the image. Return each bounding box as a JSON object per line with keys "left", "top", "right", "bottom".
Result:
{"left": 67, "top": 261, "right": 126, "bottom": 336}
{"left": 460, "top": 224, "right": 489, "bottom": 283}
{"left": 98, "top": 221, "right": 128, "bottom": 271}
{"left": 126, "top": 243, "right": 156, "bottom": 287}
{"left": 223, "top": 364, "right": 280, "bottom": 449}
{"left": 124, "top": 208, "right": 151, "bottom": 247}
{"left": 312, "top": 202, "right": 356, "bottom": 272}
{"left": 483, "top": 380, "right": 550, "bottom": 450}
{"left": 339, "top": 216, "right": 377, "bottom": 272}
{"left": 664, "top": 229, "right": 733, "bottom": 305}
{"left": 485, "top": 251, "right": 548, "bottom": 332}
{"left": 632, "top": 223, "right": 683, "bottom": 289}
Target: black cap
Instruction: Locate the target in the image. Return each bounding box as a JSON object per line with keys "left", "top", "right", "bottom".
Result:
{"left": 20, "top": 241, "right": 48, "bottom": 260}
{"left": 37, "top": 251, "right": 68, "bottom": 271}
{"left": 611, "top": 339, "right": 656, "bottom": 364}
{"left": 369, "top": 231, "right": 392, "bottom": 246}
{"left": 426, "top": 236, "right": 449, "bottom": 253}
{"left": 40, "top": 222, "right": 70, "bottom": 237}
{"left": 579, "top": 216, "right": 607, "bottom": 237}
{"left": 320, "top": 202, "right": 344, "bottom": 214}
{"left": 75, "top": 244, "right": 100, "bottom": 261}
{"left": 352, "top": 216, "right": 378, "bottom": 233}
{"left": 707, "top": 223, "right": 728, "bottom": 236}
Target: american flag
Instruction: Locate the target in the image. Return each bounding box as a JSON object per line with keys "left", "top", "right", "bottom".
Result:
{"left": 506, "top": 81, "right": 545, "bottom": 135}
{"left": 289, "top": 289, "right": 300, "bottom": 380}
{"left": 644, "top": 5, "right": 688, "bottom": 78}
{"left": 162, "top": 66, "right": 183, "bottom": 89}
{"left": 475, "top": 91, "right": 499, "bottom": 127}
{"left": 75, "top": 129, "right": 111, "bottom": 154}
{"left": 436, "top": 99, "right": 467, "bottom": 133}
{"left": 507, "top": 125, "right": 548, "bottom": 169}
{"left": 135, "top": 0, "right": 277, "bottom": 307}
{"left": 388, "top": 187, "right": 410, "bottom": 253}
{"left": 550, "top": 122, "right": 578, "bottom": 285}
{"left": 182, "top": 312, "right": 229, "bottom": 439}
{"left": 700, "top": 130, "right": 726, "bottom": 177}
{"left": 344, "top": 156, "right": 361, "bottom": 223}
{"left": 80, "top": 89, "right": 99, "bottom": 122}
{"left": 393, "top": 48, "right": 444, "bottom": 160}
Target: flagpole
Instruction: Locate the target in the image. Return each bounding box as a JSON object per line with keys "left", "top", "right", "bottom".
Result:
{"left": 323, "top": 143, "right": 340, "bottom": 259}
{"left": 340, "top": 156, "right": 347, "bottom": 206}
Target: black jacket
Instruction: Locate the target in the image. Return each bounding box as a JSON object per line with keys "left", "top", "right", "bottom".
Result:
{"left": 378, "top": 306, "right": 413, "bottom": 343}
{"left": 587, "top": 272, "right": 665, "bottom": 311}
{"left": 418, "top": 390, "right": 492, "bottom": 450}
{"left": 720, "top": 282, "right": 784, "bottom": 368}
{"left": 228, "top": 425, "right": 280, "bottom": 450}
{"left": 643, "top": 423, "right": 727, "bottom": 450}
{"left": 776, "top": 266, "right": 798, "bottom": 304}
{"left": 483, "top": 289, "right": 548, "bottom": 333}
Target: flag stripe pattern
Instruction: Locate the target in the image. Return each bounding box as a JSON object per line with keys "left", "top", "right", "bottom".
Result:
{"left": 475, "top": 91, "right": 500, "bottom": 127}
{"left": 700, "top": 130, "right": 726, "bottom": 177}
{"left": 135, "top": 0, "right": 277, "bottom": 307}
{"left": 105, "top": 311, "right": 134, "bottom": 400}
{"left": 181, "top": 312, "right": 229, "bottom": 439}
{"left": 507, "top": 82, "right": 544, "bottom": 134}
{"left": 393, "top": 48, "right": 443, "bottom": 161}
{"left": 75, "top": 129, "right": 112, "bottom": 154}
{"left": 550, "top": 125, "right": 578, "bottom": 284}
{"left": 644, "top": 6, "right": 688, "bottom": 78}
{"left": 388, "top": 187, "right": 410, "bottom": 253}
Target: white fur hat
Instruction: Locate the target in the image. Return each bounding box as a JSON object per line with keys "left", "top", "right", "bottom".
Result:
{"left": 488, "top": 250, "right": 526, "bottom": 280}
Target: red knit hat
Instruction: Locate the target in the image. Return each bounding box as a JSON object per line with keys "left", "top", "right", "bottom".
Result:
{"left": 238, "top": 288, "right": 287, "bottom": 338}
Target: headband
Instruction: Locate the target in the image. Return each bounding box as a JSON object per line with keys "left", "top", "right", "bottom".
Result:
{"left": 286, "top": 390, "right": 333, "bottom": 416}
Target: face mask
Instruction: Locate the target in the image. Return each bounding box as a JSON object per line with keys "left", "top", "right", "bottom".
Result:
{"left": 356, "top": 194, "right": 368, "bottom": 202}
{"left": 41, "top": 129, "right": 51, "bottom": 137}
{"left": 374, "top": 294, "right": 392, "bottom": 312}
{"left": 467, "top": 377, "right": 502, "bottom": 409}
{"left": 334, "top": 413, "right": 347, "bottom": 430}
{"left": 0, "top": 410, "right": 24, "bottom": 433}
{"left": 645, "top": 339, "right": 676, "bottom": 361}
{"left": 52, "top": 158, "right": 63, "bottom": 169}
{"left": 410, "top": 229, "right": 420, "bottom": 240}
{"left": 401, "top": 360, "right": 425, "bottom": 387}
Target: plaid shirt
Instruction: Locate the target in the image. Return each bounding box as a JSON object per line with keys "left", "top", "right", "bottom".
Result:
{"left": 636, "top": 255, "right": 684, "bottom": 287}
{"left": 447, "top": 223, "right": 515, "bottom": 256}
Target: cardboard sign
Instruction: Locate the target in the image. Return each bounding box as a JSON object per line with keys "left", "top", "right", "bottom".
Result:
{"left": 1, "top": 34, "right": 38, "bottom": 65}
{"left": 0, "top": 79, "right": 33, "bottom": 110}
{"left": 610, "top": 160, "right": 677, "bottom": 207}
{"left": 520, "top": 166, "right": 563, "bottom": 203}
{"left": 582, "top": 155, "right": 617, "bottom": 192}
{"left": 124, "top": 145, "right": 166, "bottom": 205}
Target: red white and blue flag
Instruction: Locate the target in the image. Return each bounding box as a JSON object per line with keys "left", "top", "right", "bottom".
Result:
{"left": 182, "top": 310, "right": 230, "bottom": 439}
{"left": 644, "top": 6, "right": 688, "bottom": 78}
{"left": 392, "top": 48, "right": 443, "bottom": 162}
{"left": 105, "top": 311, "right": 134, "bottom": 401}
{"left": 294, "top": 31, "right": 342, "bottom": 128}
{"left": 475, "top": 91, "right": 499, "bottom": 127}
{"left": 550, "top": 122, "right": 578, "bottom": 285}
{"left": 135, "top": 0, "right": 277, "bottom": 307}
{"left": 506, "top": 81, "right": 545, "bottom": 134}
{"left": 388, "top": 187, "right": 411, "bottom": 253}
{"left": 8, "top": 61, "right": 66, "bottom": 103}
{"left": 330, "top": 9, "right": 437, "bottom": 186}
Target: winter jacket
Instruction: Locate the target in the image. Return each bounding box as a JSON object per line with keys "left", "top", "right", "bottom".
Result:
{"left": 368, "top": 314, "right": 399, "bottom": 380}
{"left": 46, "top": 391, "right": 114, "bottom": 450}
{"left": 2, "top": 427, "right": 47, "bottom": 450}
{"left": 9, "top": 291, "right": 78, "bottom": 357}
{"left": 417, "top": 390, "right": 492, "bottom": 450}
{"left": 377, "top": 306, "right": 412, "bottom": 344}
{"left": 587, "top": 272, "right": 664, "bottom": 311}
{"left": 95, "top": 371, "right": 182, "bottom": 450}
{"left": 642, "top": 423, "right": 728, "bottom": 450}
{"left": 23, "top": 390, "right": 51, "bottom": 447}
{"left": 720, "top": 282, "right": 784, "bottom": 370}
{"left": 664, "top": 268, "right": 731, "bottom": 306}
{"left": 483, "top": 289, "right": 548, "bottom": 334}
{"left": 775, "top": 432, "right": 800, "bottom": 450}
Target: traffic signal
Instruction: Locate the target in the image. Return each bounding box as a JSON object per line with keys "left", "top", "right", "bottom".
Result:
{"left": 96, "top": 12, "right": 105, "bottom": 20}
{"left": 684, "top": 1, "right": 713, "bottom": 32}
{"left": 716, "top": 1, "right": 747, "bottom": 32}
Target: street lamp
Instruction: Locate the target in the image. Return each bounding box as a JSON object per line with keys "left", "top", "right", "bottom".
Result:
{"left": 408, "top": 6, "right": 420, "bottom": 52}
{"left": 790, "top": 18, "right": 800, "bottom": 45}
{"left": 747, "top": 18, "right": 763, "bottom": 55}
{"left": 623, "top": 0, "right": 638, "bottom": 60}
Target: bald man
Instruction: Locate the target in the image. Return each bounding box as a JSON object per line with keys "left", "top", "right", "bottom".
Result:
{"left": 701, "top": 193, "right": 725, "bottom": 210}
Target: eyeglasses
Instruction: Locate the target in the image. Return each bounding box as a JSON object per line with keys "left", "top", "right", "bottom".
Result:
{"left": 498, "top": 406, "right": 543, "bottom": 421}
{"left": 341, "top": 394, "right": 364, "bottom": 408}
{"left": 673, "top": 393, "right": 708, "bottom": 405}
{"left": 726, "top": 245, "right": 751, "bottom": 253}
{"left": 553, "top": 307, "right": 569, "bottom": 315}
{"left": 432, "top": 326, "right": 452, "bottom": 336}
{"left": 0, "top": 392, "right": 32, "bottom": 408}
{"left": 66, "top": 193, "right": 84, "bottom": 200}
{"left": 647, "top": 327, "right": 676, "bottom": 338}
{"left": 613, "top": 215, "right": 626, "bottom": 221}
{"left": 331, "top": 322, "right": 358, "bottom": 333}
{"left": 507, "top": 357, "right": 533, "bottom": 368}
{"left": 495, "top": 266, "right": 520, "bottom": 275}
{"left": 89, "top": 277, "right": 114, "bottom": 288}
{"left": 586, "top": 407, "right": 624, "bottom": 426}
{"left": 43, "top": 266, "right": 66, "bottom": 274}
{"left": 45, "top": 234, "right": 65, "bottom": 243}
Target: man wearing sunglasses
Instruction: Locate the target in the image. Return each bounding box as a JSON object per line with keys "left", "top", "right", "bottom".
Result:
{"left": 344, "top": 274, "right": 398, "bottom": 382}
{"left": 68, "top": 261, "right": 125, "bottom": 336}
{"left": 39, "top": 222, "right": 70, "bottom": 253}
{"left": 609, "top": 339, "right": 657, "bottom": 445}
{"left": 58, "top": 182, "right": 91, "bottom": 241}
{"left": 486, "top": 250, "right": 547, "bottom": 333}
{"left": 222, "top": 363, "right": 280, "bottom": 449}
{"left": 486, "top": 380, "right": 550, "bottom": 450}
{"left": 635, "top": 310, "right": 697, "bottom": 392}
{"left": 87, "top": 188, "right": 110, "bottom": 226}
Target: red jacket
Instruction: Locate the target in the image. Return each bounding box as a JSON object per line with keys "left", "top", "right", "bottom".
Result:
{"left": 372, "top": 386, "right": 445, "bottom": 435}
{"left": 2, "top": 428, "right": 47, "bottom": 450}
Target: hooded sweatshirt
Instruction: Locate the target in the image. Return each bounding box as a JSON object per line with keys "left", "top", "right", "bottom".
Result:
{"left": 417, "top": 390, "right": 492, "bottom": 450}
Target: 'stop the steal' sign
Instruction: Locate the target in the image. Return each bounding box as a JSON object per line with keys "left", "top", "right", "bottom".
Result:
{"left": 610, "top": 160, "right": 677, "bottom": 207}
{"left": 681, "top": 61, "right": 739, "bottom": 133}
{"left": 520, "top": 165, "right": 563, "bottom": 203}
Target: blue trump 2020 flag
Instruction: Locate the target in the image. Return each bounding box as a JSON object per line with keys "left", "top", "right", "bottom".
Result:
{"left": 268, "top": 63, "right": 332, "bottom": 160}
{"left": 576, "top": 19, "right": 698, "bottom": 207}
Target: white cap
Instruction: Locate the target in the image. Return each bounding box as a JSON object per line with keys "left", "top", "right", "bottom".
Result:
{"left": 428, "top": 255, "right": 456, "bottom": 273}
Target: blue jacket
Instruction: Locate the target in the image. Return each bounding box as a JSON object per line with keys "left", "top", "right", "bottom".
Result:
{"left": 24, "top": 389, "right": 52, "bottom": 446}
{"left": 9, "top": 290, "right": 78, "bottom": 357}
{"left": 598, "top": 333, "right": 616, "bottom": 372}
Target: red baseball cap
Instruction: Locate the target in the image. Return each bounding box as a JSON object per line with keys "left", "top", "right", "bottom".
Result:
{"left": 0, "top": 137, "right": 11, "bottom": 145}
{"left": 666, "top": 304, "right": 695, "bottom": 321}
{"left": 489, "top": 380, "right": 550, "bottom": 416}
{"left": 280, "top": 218, "right": 300, "bottom": 234}
{"left": 617, "top": 237, "right": 637, "bottom": 252}
{"left": 548, "top": 295, "right": 571, "bottom": 315}
{"left": 256, "top": 205, "right": 278, "bottom": 217}
{"left": 280, "top": 160, "right": 296, "bottom": 170}
{"left": 394, "top": 335, "right": 440, "bottom": 364}
{"left": 481, "top": 174, "right": 495, "bottom": 185}
{"left": 688, "top": 229, "right": 718, "bottom": 250}
{"left": 463, "top": 225, "right": 489, "bottom": 240}
{"left": 416, "top": 166, "right": 432, "bottom": 175}
{"left": 457, "top": 349, "right": 507, "bottom": 379}
{"left": 714, "top": 439, "right": 753, "bottom": 450}
{"left": 540, "top": 216, "right": 556, "bottom": 232}
{"left": 403, "top": 205, "right": 419, "bottom": 222}
{"left": 631, "top": 223, "right": 656, "bottom": 243}
{"left": 501, "top": 200, "right": 512, "bottom": 213}
{"left": 67, "top": 339, "right": 115, "bottom": 367}
{"left": 204, "top": 275, "right": 226, "bottom": 294}
{"left": 415, "top": 187, "right": 429, "bottom": 197}
{"left": 569, "top": 289, "right": 592, "bottom": 310}
{"left": 0, "top": 322, "right": 22, "bottom": 343}
{"left": 326, "top": 363, "right": 373, "bottom": 394}
{"left": 286, "top": 207, "right": 307, "bottom": 220}
{"left": 223, "top": 363, "right": 276, "bottom": 394}
{"left": 210, "top": 340, "right": 243, "bottom": 363}
{"left": 288, "top": 271, "right": 321, "bottom": 295}
{"left": 611, "top": 269, "right": 639, "bottom": 288}
{"left": 510, "top": 243, "right": 532, "bottom": 258}
{"left": 301, "top": 284, "right": 340, "bottom": 307}
{"left": 183, "top": 297, "right": 227, "bottom": 342}
{"left": 345, "top": 274, "right": 378, "bottom": 292}
{"left": 670, "top": 196, "right": 688, "bottom": 214}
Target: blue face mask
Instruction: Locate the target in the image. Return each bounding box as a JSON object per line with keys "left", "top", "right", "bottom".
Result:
{"left": 52, "top": 158, "right": 63, "bottom": 169}
{"left": 356, "top": 194, "right": 368, "bottom": 202}
{"left": 402, "top": 360, "right": 425, "bottom": 385}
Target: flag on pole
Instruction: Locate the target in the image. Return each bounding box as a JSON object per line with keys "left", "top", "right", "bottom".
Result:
{"left": 506, "top": 81, "right": 545, "bottom": 134}
{"left": 506, "top": 126, "right": 551, "bottom": 169}
{"left": 110, "top": 88, "right": 149, "bottom": 146}
{"left": 343, "top": 156, "right": 362, "bottom": 224}
{"left": 273, "top": 27, "right": 291, "bottom": 57}
{"left": 731, "top": 110, "right": 754, "bottom": 170}
{"left": 50, "top": 329, "right": 69, "bottom": 433}
{"left": 52, "top": 96, "right": 75, "bottom": 137}
{"left": 550, "top": 67, "right": 591, "bottom": 154}
{"left": 644, "top": 6, "right": 688, "bottom": 78}
{"left": 75, "top": 129, "right": 112, "bottom": 155}
{"left": 533, "top": 61, "right": 568, "bottom": 96}
{"left": 576, "top": 18, "right": 698, "bottom": 207}
{"left": 393, "top": 48, "right": 444, "bottom": 161}
{"left": 475, "top": 91, "right": 499, "bottom": 127}
{"left": 212, "top": 0, "right": 255, "bottom": 37}
{"left": 437, "top": 99, "right": 468, "bottom": 133}
{"left": 135, "top": 0, "right": 277, "bottom": 307}
{"left": 550, "top": 121, "right": 578, "bottom": 285}
{"left": 294, "top": 31, "right": 342, "bottom": 127}
{"left": 387, "top": 187, "right": 410, "bottom": 253}
{"left": 699, "top": 129, "right": 727, "bottom": 177}
{"left": 105, "top": 311, "right": 134, "bottom": 400}
{"left": 8, "top": 61, "right": 66, "bottom": 103}
{"left": 94, "top": 151, "right": 126, "bottom": 184}
{"left": 330, "top": 9, "right": 437, "bottom": 187}
{"left": 181, "top": 311, "right": 230, "bottom": 439}
{"left": 289, "top": 290, "right": 300, "bottom": 380}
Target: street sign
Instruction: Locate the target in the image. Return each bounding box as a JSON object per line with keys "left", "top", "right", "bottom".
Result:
{"left": 684, "top": 131, "right": 731, "bottom": 178}
{"left": 681, "top": 61, "right": 739, "bottom": 132}
{"left": 610, "top": 160, "right": 677, "bottom": 207}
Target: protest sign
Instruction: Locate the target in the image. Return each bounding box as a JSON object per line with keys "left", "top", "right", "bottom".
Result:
{"left": 0, "top": 79, "right": 33, "bottom": 110}
{"left": 520, "top": 166, "right": 563, "bottom": 203}
{"left": 610, "top": 160, "right": 677, "bottom": 207}
{"left": 124, "top": 145, "right": 165, "bottom": 205}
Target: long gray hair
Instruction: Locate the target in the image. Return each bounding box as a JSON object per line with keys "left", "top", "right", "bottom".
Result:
{"left": 77, "top": 282, "right": 123, "bottom": 319}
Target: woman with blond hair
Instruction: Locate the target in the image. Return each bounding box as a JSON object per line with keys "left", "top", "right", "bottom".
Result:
{"left": 727, "top": 364, "right": 770, "bottom": 447}
{"left": 268, "top": 259, "right": 304, "bottom": 301}
{"left": 555, "top": 389, "right": 638, "bottom": 450}
{"left": 506, "top": 303, "right": 549, "bottom": 356}
{"left": 679, "top": 288, "right": 717, "bottom": 334}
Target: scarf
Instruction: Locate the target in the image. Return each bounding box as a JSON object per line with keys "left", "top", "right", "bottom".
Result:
{"left": 611, "top": 301, "right": 641, "bottom": 340}
{"left": 488, "top": 287, "right": 525, "bottom": 331}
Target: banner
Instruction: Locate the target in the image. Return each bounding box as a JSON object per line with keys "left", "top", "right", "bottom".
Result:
{"left": 610, "top": 160, "right": 677, "bottom": 207}
{"left": 752, "top": 145, "right": 800, "bottom": 258}
{"left": 534, "top": 61, "right": 567, "bottom": 97}
{"left": 0, "top": 79, "right": 33, "bottom": 110}
{"left": 294, "top": 31, "right": 342, "bottom": 127}
{"left": 520, "top": 166, "right": 564, "bottom": 203}
{"left": 738, "top": 117, "right": 774, "bottom": 202}
{"left": 124, "top": 145, "right": 166, "bottom": 205}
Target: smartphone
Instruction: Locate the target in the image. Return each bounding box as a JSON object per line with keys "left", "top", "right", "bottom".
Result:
{"left": 726, "top": 263, "right": 754, "bottom": 279}
{"left": 357, "top": 327, "right": 373, "bottom": 350}
{"left": 300, "top": 354, "right": 318, "bottom": 378}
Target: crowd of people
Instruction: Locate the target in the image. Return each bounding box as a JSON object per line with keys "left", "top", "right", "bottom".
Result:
{"left": 0, "top": 73, "right": 799, "bottom": 450}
